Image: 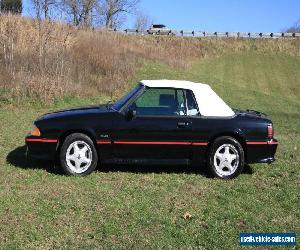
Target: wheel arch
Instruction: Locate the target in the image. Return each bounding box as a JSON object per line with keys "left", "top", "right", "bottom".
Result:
{"left": 207, "top": 131, "right": 247, "bottom": 160}
{"left": 55, "top": 129, "right": 98, "bottom": 158}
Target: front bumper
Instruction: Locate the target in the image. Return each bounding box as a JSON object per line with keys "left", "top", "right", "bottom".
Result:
{"left": 25, "top": 136, "right": 58, "bottom": 161}
{"left": 246, "top": 139, "right": 278, "bottom": 164}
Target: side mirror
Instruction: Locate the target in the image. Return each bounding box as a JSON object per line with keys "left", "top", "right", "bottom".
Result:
{"left": 125, "top": 109, "right": 137, "bottom": 120}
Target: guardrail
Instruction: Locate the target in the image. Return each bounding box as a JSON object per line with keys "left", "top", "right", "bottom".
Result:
{"left": 108, "top": 28, "right": 300, "bottom": 38}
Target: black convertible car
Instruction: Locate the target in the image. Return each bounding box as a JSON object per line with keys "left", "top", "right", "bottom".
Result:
{"left": 26, "top": 80, "right": 278, "bottom": 179}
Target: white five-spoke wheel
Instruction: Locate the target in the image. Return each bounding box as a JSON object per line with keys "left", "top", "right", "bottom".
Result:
{"left": 208, "top": 136, "right": 244, "bottom": 179}
{"left": 60, "top": 133, "right": 98, "bottom": 176}
{"left": 66, "top": 141, "right": 92, "bottom": 174}
{"left": 213, "top": 144, "right": 239, "bottom": 177}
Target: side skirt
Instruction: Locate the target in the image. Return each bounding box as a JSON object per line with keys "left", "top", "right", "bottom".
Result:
{"left": 102, "top": 158, "right": 191, "bottom": 166}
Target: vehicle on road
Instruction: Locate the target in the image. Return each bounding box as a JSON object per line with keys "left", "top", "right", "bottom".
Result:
{"left": 148, "top": 24, "right": 175, "bottom": 35}
{"left": 26, "top": 80, "right": 278, "bottom": 179}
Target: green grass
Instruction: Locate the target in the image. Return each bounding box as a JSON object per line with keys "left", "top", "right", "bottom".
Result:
{"left": 0, "top": 51, "right": 299, "bottom": 249}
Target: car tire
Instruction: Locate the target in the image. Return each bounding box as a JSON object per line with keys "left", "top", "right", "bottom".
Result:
{"left": 208, "top": 136, "right": 244, "bottom": 179}
{"left": 60, "top": 133, "right": 98, "bottom": 176}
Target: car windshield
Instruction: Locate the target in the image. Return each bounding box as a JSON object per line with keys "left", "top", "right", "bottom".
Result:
{"left": 112, "top": 84, "right": 144, "bottom": 111}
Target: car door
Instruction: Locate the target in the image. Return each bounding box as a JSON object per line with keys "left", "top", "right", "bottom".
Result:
{"left": 112, "top": 87, "right": 194, "bottom": 159}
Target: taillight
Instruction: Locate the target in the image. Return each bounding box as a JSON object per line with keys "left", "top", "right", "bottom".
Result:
{"left": 267, "top": 124, "right": 273, "bottom": 139}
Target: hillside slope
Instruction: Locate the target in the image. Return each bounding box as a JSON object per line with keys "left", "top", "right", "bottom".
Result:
{"left": 0, "top": 50, "right": 299, "bottom": 248}
{"left": 0, "top": 14, "right": 299, "bottom": 102}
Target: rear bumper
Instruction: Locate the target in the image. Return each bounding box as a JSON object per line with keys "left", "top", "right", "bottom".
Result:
{"left": 246, "top": 139, "right": 278, "bottom": 164}
{"left": 25, "top": 136, "right": 58, "bottom": 161}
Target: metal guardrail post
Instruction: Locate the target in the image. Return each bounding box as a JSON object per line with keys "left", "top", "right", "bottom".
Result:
{"left": 110, "top": 28, "right": 299, "bottom": 39}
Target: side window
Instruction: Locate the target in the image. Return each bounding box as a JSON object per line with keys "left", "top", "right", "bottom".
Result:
{"left": 129, "top": 88, "right": 187, "bottom": 116}
{"left": 186, "top": 90, "right": 199, "bottom": 116}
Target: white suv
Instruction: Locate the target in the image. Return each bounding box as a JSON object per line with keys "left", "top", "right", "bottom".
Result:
{"left": 148, "top": 24, "right": 175, "bottom": 35}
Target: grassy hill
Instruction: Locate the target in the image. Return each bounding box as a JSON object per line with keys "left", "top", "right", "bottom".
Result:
{"left": 0, "top": 14, "right": 299, "bottom": 102}
{"left": 0, "top": 48, "right": 299, "bottom": 248}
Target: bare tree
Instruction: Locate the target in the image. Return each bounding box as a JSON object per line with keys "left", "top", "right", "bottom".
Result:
{"left": 32, "top": 0, "right": 42, "bottom": 20}
{"left": 285, "top": 18, "right": 300, "bottom": 33}
{"left": 134, "top": 11, "right": 151, "bottom": 31}
{"left": 98, "top": 0, "right": 140, "bottom": 29}
{"left": 32, "top": 0, "right": 56, "bottom": 20}
{"left": 63, "top": 0, "right": 96, "bottom": 26}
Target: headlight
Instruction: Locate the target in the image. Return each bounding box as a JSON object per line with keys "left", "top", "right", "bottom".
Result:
{"left": 29, "top": 125, "right": 41, "bottom": 136}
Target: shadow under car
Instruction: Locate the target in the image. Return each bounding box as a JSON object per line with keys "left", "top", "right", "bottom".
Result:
{"left": 6, "top": 145, "right": 253, "bottom": 176}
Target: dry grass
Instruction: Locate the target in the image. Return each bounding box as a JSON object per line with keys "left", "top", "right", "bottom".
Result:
{"left": 0, "top": 14, "right": 299, "bottom": 102}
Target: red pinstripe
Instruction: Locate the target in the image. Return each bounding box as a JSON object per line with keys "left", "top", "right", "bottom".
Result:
{"left": 26, "top": 138, "right": 58, "bottom": 143}
{"left": 191, "top": 142, "right": 209, "bottom": 146}
{"left": 97, "top": 140, "right": 112, "bottom": 144}
{"left": 246, "top": 141, "right": 279, "bottom": 145}
{"left": 112, "top": 141, "right": 208, "bottom": 146}
{"left": 114, "top": 141, "right": 191, "bottom": 145}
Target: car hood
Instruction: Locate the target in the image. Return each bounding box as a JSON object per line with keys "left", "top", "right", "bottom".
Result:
{"left": 36, "top": 104, "right": 110, "bottom": 121}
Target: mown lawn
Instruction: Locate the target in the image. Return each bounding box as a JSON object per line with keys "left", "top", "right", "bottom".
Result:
{"left": 0, "top": 51, "right": 299, "bottom": 249}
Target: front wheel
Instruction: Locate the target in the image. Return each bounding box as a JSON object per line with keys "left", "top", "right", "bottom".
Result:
{"left": 60, "top": 133, "right": 98, "bottom": 176}
{"left": 208, "top": 136, "right": 244, "bottom": 179}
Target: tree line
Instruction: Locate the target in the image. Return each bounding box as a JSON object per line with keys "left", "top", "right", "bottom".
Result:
{"left": 0, "top": 0, "right": 152, "bottom": 29}
{"left": 2, "top": 0, "right": 299, "bottom": 32}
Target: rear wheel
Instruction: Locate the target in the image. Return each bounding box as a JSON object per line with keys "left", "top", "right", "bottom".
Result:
{"left": 208, "top": 136, "right": 244, "bottom": 179}
{"left": 60, "top": 133, "right": 98, "bottom": 176}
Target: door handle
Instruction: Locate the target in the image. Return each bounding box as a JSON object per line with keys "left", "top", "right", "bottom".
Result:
{"left": 177, "top": 121, "right": 189, "bottom": 128}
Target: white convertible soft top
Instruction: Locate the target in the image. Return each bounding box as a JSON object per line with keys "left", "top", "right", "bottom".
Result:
{"left": 140, "top": 80, "right": 235, "bottom": 117}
